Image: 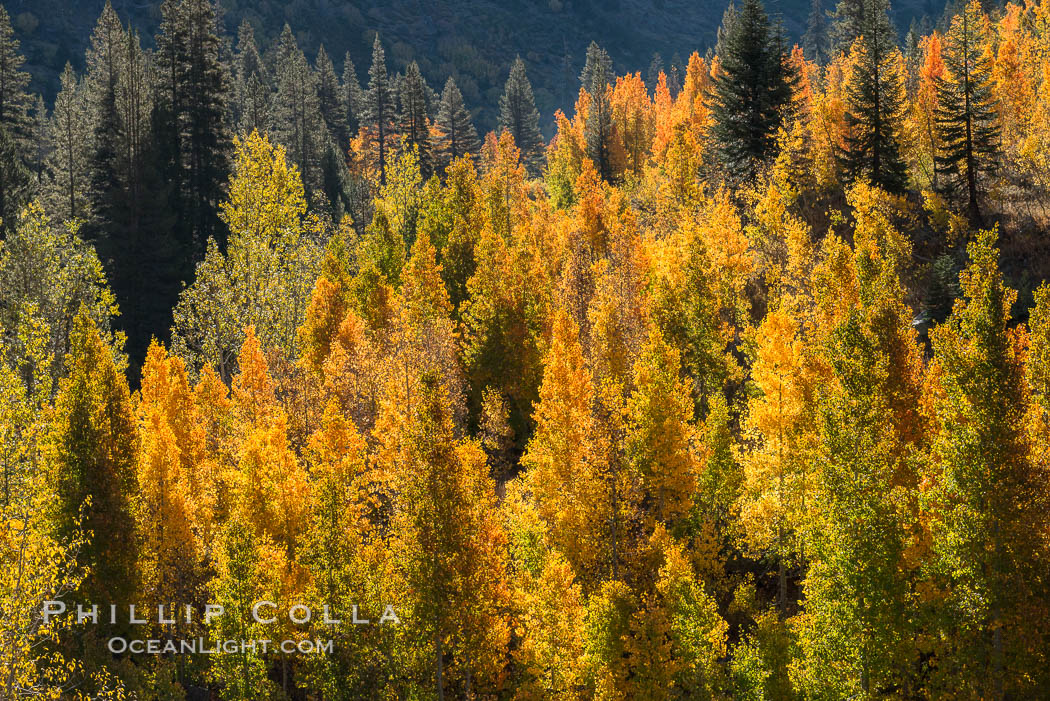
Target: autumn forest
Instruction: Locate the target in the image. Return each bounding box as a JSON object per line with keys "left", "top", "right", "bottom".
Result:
{"left": 3, "top": 0, "right": 1050, "bottom": 698}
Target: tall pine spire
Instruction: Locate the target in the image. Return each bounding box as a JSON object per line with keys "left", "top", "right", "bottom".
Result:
{"left": 398, "top": 61, "right": 433, "bottom": 178}
{"left": 435, "top": 77, "right": 479, "bottom": 173}
{"left": 709, "top": 0, "right": 795, "bottom": 183}
{"left": 499, "top": 57, "right": 545, "bottom": 175}
{"left": 839, "top": 0, "right": 908, "bottom": 193}
{"left": 365, "top": 34, "right": 395, "bottom": 186}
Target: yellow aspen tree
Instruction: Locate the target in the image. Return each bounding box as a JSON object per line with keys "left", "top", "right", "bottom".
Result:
{"left": 739, "top": 308, "right": 808, "bottom": 616}
{"left": 626, "top": 326, "right": 699, "bottom": 529}
{"left": 522, "top": 308, "right": 607, "bottom": 581}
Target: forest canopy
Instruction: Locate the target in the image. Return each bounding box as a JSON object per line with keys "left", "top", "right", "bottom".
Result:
{"left": 2, "top": 0, "right": 1050, "bottom": 698}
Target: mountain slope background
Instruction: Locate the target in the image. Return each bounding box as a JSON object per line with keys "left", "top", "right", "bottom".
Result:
{"left": 10, "top": 0, "right": 946, "bottom": 133}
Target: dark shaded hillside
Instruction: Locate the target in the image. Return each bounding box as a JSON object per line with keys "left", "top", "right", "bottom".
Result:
{"left": 10, "top": 0, "right": 943, "bottom": 133}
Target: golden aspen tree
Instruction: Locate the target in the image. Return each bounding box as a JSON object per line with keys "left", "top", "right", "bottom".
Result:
{"left": 229, "top": 328, "right": 309, "bottom": 562}
{"left": 513, "top": 550, "right": 587, "bottom": 700}
{"left": 523, "top": 308, "right": 607, "bottom": 580}
{"left": 911, "top": 32, "right": 945, "bottom": 189}
{"left": 546, "top": 110, "right": 586, "bottom": 209}
{"left": 610, "top": 73, "right": 653, "bottom": 176}
{"left": 134, "top": 342, "right": 203, "bottom": 621}
{"left": 172, "top": 131, "right": 323, "bottom": 379}
{"left": 739, "top": 307, "right": 809, "bottom": 616}
{"left": 626, "top": 326, "right": 699, "bottom": 529}
{"left": 390, "top": 375, "right": 510, "bottom": 700}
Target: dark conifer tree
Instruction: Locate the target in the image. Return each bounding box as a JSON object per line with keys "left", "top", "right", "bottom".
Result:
{"left": 398, "top": 61, "right": 433, "bottom": 177}
{"left": 499, "top": 57, "right": 545, "bottom": 175}
{"left": 342, "top": 52, "right": 364, "bottom": 139}
{"left": 365, "top": 34, "right": 395, "bottom": 186}
{"left": 272, "top": 24, "right": 326, "bottom": 196}
{"left": 0, "top": 128, "right": 29, "bottom": 231}
{"left": 84, "top": 1, "right": 126, "bottom": 244}
{"left": 581, "top": 41, "right": 615, "bottom": 181}
{"left": 89, "top": 22, "right": 177, "bottom": 374}
{"left": 434, "top": 77, "right": 479, "bottom": 173}
{"left": 647, "top": 53, "right": 663, "bottom": 94}
{"left": 830, "top": 0, "right": 865, "bottom": 56}
{"left": 709, "top": 0, "right": 795, "bottom": 183}
{"left": 233, "top": 19, "right": 271, "bottom": 136}
{"left": 803, "top": 0, "right": 830, "bottom": 64}
{"left": 316, "top": 45, "right": 349, "bottom": 154}
{"left": 935, "top": 1, "right": 999, "bottom": 223}
{"left": 840, "top": 0, "right": 909, "bottom": 193}
{"left": 185, "top": 0, "right": 231, "bottom": 247}
{"left": 714, "top": 2, "right": 739, "bottom": 58}
{"left": 0, "top": 5, "right": 32, "bottom": 229}
{"left": 45, "top": 64, "right": 91, "bottom": 223}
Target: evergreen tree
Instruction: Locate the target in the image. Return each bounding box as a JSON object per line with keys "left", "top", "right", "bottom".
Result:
{"left": 398, "top": 61, "right": 433, "bottom": 178}
{"left": 803, "top": 0, "right": 829, "bottom": 64}
{"left": 45, "top": 64, "right": 91, "bottom": 223}
{"left": 434, "top": 77, "right": 480, "bottom": 173}
{"left": 342, "top": 52, "right": 364, "bottom": 139}
{"left": 840, "top": 0, "right": 909, "bottom": 193}
{"left": 499, "top": 57, "right": 545, "bottom": 175}
{"left": 829, "top": 0, "right": 865, "bottom": 56}
{"left": 272, "top": 25, "right": 326, "bottom": 197}
{"left": 709, "top": 0, "right": 795, "bottom": 183}
{"left": 580, "top": 41, "right": 615, "bottom": 181}
{"left": 86, "top": 18, "right": 177, "bottom": 373}
{"left": 154, "top": 0, "right": 232, "bottom": 253}
{"left": 934, "top": 0, "right": 999, "bottom": 223}
{"left": 714, "top": 2, "right": 739, "bottom": 59}
{"left": 82, "top": 1, "right": 124, "bottom": 242}
{"left": 0, "top": 5, "right": 32, "bottom": 230}
{"left": 647, "top": 53, "right": 663, "bottom": 95}
{"left": 0, "top": 6, "right": 30, "bottom": 144}
{"left": 0, "top": 125, "right": 29, "bottom": 231}
{"left": 233, "top": 19, "right": 271, "bottom": 136}
{"left": 365, "top": 34, "right": 395, "bottom": 186}
{"left": 27, "top": 96, "right": 47, "bottom": 185}
{"left": 316, "top": 45, "right": 349, "bottom": 153}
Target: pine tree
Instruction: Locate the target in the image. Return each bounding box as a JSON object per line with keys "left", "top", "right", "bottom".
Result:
{"left": 154, "top": 0, "right": 232, "bottom": 252}
{"left": 398, "top": 61, "right": 433, "bottom": 178}
{"left": 840, "top": 0, "right": 909, "bottom": 193}
{"left": 0, "top": 6, "right": 32, "bottom": 230}
{"left": 365, "top": 34, "right": 395, "bottom": 186}
{"left": 829, "top": 0, "right": 865, "bottom": 56}
{"left": 0, "top": 6, "right": 30, "bottom": 145}
{"left": 84, "top": 15, "right": 177, "bottom": 373}
{"left": 316, "top": 45, "right": 349, "bottom": 153}
{"left": 581, "top": 42, "right": 616, "bottom": 181}
{"left": 934, "top": 0, "right": 999, "bottom": 224}
{"left": 709, "top": 0, "right": 795, "bottom": 183}
{"left": 272, "top": 25, "right": 327, "bottom": 197}
{"left": 232, "top": 19, "right": 271, "bottom": 136}
{"left": 803, "top": 0, "right": 829, "bottom": 64}
{"left": 434, "top": 77, "right": 480, "bottom": 173}
{"left": 499, "top": 57, "right": 545, "bottom": 174}
{"left": 342, "top": 53, "right": 363, "bottom": 140}
{"left": 0, "top": 126, "right": 29, "bottom": 232}
{"left": 45, "top": 64, "right": 91, "bottom": 223}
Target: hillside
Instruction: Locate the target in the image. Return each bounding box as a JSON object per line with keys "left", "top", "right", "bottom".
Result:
{"left": 11, "top": 0, "right": 943, "bottom": 132}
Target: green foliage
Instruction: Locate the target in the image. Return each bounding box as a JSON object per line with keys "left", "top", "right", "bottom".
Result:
{"left": 709, "top": 0, "right": 795, "bottom": 183}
